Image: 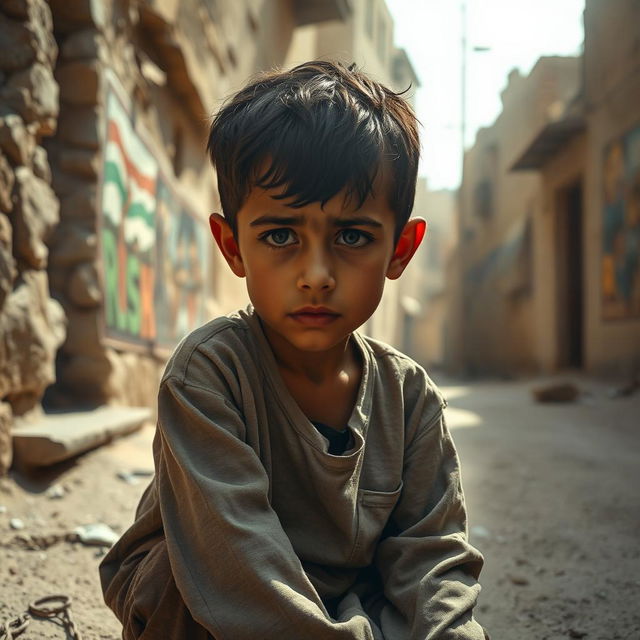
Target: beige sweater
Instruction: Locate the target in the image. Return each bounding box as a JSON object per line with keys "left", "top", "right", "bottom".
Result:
{"left": 100, "top": 307, "right": 486, "bottom": 639}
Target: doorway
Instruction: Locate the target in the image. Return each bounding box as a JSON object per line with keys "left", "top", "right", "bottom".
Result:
{"left": 556, "top": 180, "right": 584, "bottom": 369}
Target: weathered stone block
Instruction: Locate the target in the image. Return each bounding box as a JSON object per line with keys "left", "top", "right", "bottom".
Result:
{"left": 61, "top": 28, "right": 105, "bottom": 60}
{"left": 5, "top": 62, "right": 59, "bottom": 125}
{"left": 0, "top": 12, "right": 37, "bottom": 72}
{"left": 0, "top": 402, "right": 12, "bottom": 475}
{"left": 58, "top": 146, "right": 99, "bottom": 179}
{"left": 49, "top": 224, "right": 97, "bottom": 267}
{"left": 10, "top": 166, "right": 59, "bottom": 268}
{"left": 56, "top": 105, "right": 102, "bottom": 149}
{"left": 31, "top": 145, "right": 51, "bottom": 182}
{"left": 59, "top": 352, "right": 111, "bottom": 390}
{"left": 56, "top": 60, "right": 100, "bottom": 106}
{"left": 48, "top": 0, "right": 107, "bottom": 32}
{"left": 59, "top": 307, "right": 102, "bottom": 357}
{"left": 67, "top": 260, "right": 101, "bottom": 307}
{"left": 0, "top": 213, "right": 16, "bottom": 307}
{"left": 0, "top": 112, "right": 35, "bottom": 166}
{"left": 0, "top": 269, "right": 66, "bottom": 415}
{"left": 12, "top": 406, "right": 151, "bottom": 468}
{"left": 58, "top": 184, "right": 97, "bottom": 221}
{"left": 0, "top": 150, "right": 14, "bottom": 212}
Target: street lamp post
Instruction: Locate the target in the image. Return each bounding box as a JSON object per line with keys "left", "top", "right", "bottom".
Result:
{"left": 458, "top": 0, "right": 490, "bottom": 373}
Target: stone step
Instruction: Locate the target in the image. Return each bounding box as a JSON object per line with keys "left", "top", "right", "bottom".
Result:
{"left": 12, "top": 406, "right": 152, "bottom": 468}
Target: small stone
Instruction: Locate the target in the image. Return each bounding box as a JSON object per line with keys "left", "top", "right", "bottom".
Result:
{"left": 73, "top": 522, "right": 119, "bottom": 547}
{"left": 567, "top": 630, "right": 587, "bottom": 639}
{"left": 45, "top": 483, "right": 65, "bottom": 499}
{"left": 470, "top": 525, "right": 491, "bottom": 540}
{"left": 0, "top": 504, "right": 6, "bottom": 513}
{"left": 532, "top": 382, "right": 579, "bottom": 403}
{"left": 507, "top": 573, "right": 530, "bottom": 586}
{"left": 117, "top": 470, "right": 141, "bottom": 485}
{"left": 10, "top": 517, "right": 25, "bottom": 530}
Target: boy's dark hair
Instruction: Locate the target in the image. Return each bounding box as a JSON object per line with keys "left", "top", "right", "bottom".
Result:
{"left": 207, "top": 60, "right": 420, "bottom": 242}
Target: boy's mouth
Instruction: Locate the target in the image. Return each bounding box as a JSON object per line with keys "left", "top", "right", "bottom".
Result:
{"left": 289, "top": 306, "right": 340, "bottom": 326}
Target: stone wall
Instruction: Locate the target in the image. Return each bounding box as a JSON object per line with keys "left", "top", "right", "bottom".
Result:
{"left": 0, "top": 0, "right": 65, "bottom": 473}
{"left": 43, "top": 0, "right": 167, "bottom": 411}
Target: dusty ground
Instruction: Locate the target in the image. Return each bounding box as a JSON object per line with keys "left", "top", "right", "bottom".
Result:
{"left": 0, "top": 374, "right": 639, "bottom": 639}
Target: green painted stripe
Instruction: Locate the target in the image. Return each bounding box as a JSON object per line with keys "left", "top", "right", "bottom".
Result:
{"left": 104, "top": 161, "right": 127, "bottom": 202}
{"left": 127, "top": 202, "right": 155, "bottom": 227}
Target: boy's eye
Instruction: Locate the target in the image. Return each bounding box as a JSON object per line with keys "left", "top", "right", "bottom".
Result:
{"left": 336, "top": 229, "right": 372, "bottom": 247}
{"left": 261, "top": 228, "right": 297, "bottom": 247}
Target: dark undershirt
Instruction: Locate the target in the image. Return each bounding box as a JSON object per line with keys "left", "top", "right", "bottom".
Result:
{"left": 311, "top": 421, "right": 351, "bottom": 456}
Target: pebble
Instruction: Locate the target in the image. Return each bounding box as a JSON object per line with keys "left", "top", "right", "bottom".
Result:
{"left": 507, "top": 573, "right": 530, "bottom": 586}
{"left": 9, "top": 517, "right": 25, "bottom": 530}
{"left": 470, "top": 525, "right": 491, "bottom": 540}
{"left": 117, "top": 471, "right": 141, "bottom": 485}
{"left": 45, "top": 484, "right": 66, "bottom": 499}
{"left": 0, "top": 504, "right": 7, "bottom": 514}
{"left": 74, "top": 522, "right": 120, "bottom": 547}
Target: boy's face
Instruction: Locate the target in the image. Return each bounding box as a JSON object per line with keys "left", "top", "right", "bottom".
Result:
{"left": 211, "top": 171, "right": 425, "bottom": 356}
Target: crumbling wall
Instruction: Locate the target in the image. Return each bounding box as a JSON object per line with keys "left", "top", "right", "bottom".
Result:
{"left": 0, "top": 0, "right": 66, "bottom": 473}
{"left": 43, "top": 0, "right": 165, "bottom": 411}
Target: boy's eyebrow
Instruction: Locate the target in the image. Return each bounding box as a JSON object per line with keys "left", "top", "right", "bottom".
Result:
{"left": 249, "top": 215, "right": 304, "bottom": 227}
{"left": 249, "top": 214, "right": 384, "bottom": 228}
{"left": 333, "top": 216, "right": 383, "bottom": 229}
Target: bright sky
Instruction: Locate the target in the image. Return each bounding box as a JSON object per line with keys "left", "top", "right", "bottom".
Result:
{"left": 387, "top": 0, "right": 585, "bottom": 190}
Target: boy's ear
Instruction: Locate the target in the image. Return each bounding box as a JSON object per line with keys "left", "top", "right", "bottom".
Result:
{"left": 209, "top": 213, "right": 245, "bottom": 277}
{"left": 386, "top": 217, "right": 427, "bottom": 280}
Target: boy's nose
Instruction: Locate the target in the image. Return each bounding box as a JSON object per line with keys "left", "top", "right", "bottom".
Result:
{"left": 296, "top": 249, "right": 336, "bottom": 292}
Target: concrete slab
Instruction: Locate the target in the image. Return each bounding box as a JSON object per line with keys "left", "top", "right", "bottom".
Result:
{"left": 11, "top": 406, "right": 152, "bottom": 467}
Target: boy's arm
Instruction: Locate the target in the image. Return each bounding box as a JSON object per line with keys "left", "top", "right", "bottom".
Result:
{"left": 155, "top": 374, "right": 379, "bottom": 640}
{"left": 374, "top": 409, "right": 487, "bottom": 640}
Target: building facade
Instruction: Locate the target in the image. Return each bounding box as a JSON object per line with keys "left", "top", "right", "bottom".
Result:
{"left": 448, "top": 0, "right": 640, "bottom": 378}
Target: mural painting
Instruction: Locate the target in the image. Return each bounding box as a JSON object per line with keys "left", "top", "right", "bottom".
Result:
{"left": 602, "top": 124, "right": 640, "bottom": 320}
{"left": 100, "top": 87, "right": 209, "bottom": 348}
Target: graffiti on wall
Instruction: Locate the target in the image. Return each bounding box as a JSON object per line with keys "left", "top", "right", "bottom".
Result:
{"left": 100, "top": 88, "right": 209, "bottom": 348}
{"left": 602, "top": 124, "right": 640, "bottom": 320}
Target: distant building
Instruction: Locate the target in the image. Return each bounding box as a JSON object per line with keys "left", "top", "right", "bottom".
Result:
{"left": 448, "top": 0, "right": 640, "bottom": 378}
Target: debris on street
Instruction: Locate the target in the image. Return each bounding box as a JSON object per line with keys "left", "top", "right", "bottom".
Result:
{"left": 531, "top": 382, "right": 580, "bottom": 403}
{"left": 72, "top": 523, "right": 120, "bottom": 547}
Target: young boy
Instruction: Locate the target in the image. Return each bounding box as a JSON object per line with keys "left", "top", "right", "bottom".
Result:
{"left": 100, "top": 60, "right": 488, "bottom": 640}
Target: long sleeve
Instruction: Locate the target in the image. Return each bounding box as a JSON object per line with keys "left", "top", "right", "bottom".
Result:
{"left": 155, "top": 375, "right": 379, "bottom": 640}
{"left": 373, "top": 409, "right": 486, "bottom": 640}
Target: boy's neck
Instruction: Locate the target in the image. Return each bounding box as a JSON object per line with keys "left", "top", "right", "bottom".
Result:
{"left": 261, "top": 322, "right": 356, "bottom": 385}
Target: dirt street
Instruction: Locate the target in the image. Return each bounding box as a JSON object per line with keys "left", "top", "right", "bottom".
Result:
{"left": 0, "top": 374, "right": 638, "bottom": 640}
